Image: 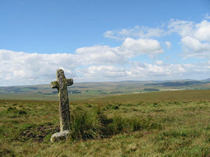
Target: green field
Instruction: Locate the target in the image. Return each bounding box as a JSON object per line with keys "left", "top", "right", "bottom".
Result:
{"left": 1, "top": 89, "right": 210, "bottom": 156}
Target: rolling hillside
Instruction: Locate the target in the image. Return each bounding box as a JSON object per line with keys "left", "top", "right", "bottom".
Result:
{"left": 0, "top": 79, "right": 210, "bottom": 101}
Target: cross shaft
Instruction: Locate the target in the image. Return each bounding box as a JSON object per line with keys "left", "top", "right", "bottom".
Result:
{"left": 51, "top": 69, "right": 73, "bottom": 131}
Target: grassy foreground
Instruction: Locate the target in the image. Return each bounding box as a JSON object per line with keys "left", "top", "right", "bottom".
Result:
{"left": 1, "top": 90, "right": 210, "bottom": 156}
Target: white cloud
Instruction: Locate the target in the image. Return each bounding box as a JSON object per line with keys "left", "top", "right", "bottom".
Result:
{"left": 168, "top": 19, "right": 210, "bottom": 58}
{"left": 168, "top": 19, "right": 194, "bottom": 37}
{"left": 194, "top": 20, "right": 210, "bottom": 42}
{"left": 103, "top": 19, "right": 210, "bottom": 60}
{"left": 2, "top": 17, "right": 210, "bottom": 86}
{"left": 104, "top": 18, "right": 210, "bottom": 59}
{"left": 1, "top": 47, "right": 210, "bottom": 85}
{"left": 181, "top": 36, "right": 210, "bottom": 58}
{"left": 0, "top": 50, "right": 78, "bottom": 85}
{"left": 77, "top": 61, "right": 210, "bottom": 82}
{"left": 155, "top": 60, "right": 164, "bottom": 65}
{"left": 103, "top": 26, "right": 166, "bottom": 40}
{"left": 77, "top": 65, "right": 128, "bottom": 80}
{"left": 0, "top": 38, "right": 164, "bottom": 85}
{"left": 103, "top": 30, "right": 121, "bottom": 40}
{"left": 168, "top": 19, "right": 210, "bottom": 42}
{"left": 75, "top": 38, "right": 164, "bottom": 61}
{"left": 165, "top": 41, "right": 171, "bottom": 49}
{"left": 128, "top": 61, "right": 210, "bottom": 80}
{"left": 75, "top": 45, "right": 126, "bottom": 65}
{"left": 205, "top": 13, "right": 210, "bottom": 19}
{"left": 120, "top": 38, "right": 164, "bottom": 58}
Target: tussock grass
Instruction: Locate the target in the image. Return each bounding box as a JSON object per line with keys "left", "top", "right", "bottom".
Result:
{"left": 69, "top": 106, "right": 160, "bottom": 141}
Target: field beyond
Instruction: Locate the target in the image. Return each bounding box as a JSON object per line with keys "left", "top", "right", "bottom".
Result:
{"left": 1, "top": 90, "right": 210, "bottom": 156}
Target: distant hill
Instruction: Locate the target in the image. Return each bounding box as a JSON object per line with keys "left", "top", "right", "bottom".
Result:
{"left": 201, "top": 78, "right": 210, "bottom": 82}
{"left": 144, "top": 80, "right": 202, "bottom": 87}
{"left": 1, "top": 79, "right": 210, "bottom": 100}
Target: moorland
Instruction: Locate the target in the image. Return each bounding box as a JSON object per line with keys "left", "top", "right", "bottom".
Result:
{"left": 1, "top": 80, "right": 210, "bottom": 156}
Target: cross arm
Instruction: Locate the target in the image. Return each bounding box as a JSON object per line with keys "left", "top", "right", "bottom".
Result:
{"left": 66, "top": 78, "right": 73, "bottom": 86}
{"left": 50, "top": 81, "right": 59, "bottom": 89}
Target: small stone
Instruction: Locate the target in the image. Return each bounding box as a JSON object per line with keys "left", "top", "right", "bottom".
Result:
{"left": 50, "top": 130, "right": 69, "bottom": 142}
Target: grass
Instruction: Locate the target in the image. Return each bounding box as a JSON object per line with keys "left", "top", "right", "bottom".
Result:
{"left": 1, "top": 90, "right": 210, "bottom": 156}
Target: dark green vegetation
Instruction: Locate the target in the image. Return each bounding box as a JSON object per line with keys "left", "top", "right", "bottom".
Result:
{"left": 1, "top": 90, "right": 210, "bottom": 156}
{"left": 1, "top": 79, "right": 210, "bottom": 101}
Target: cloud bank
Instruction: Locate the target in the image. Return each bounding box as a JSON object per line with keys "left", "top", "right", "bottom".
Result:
{"left": 1, "top": 18, "right": 210, "bottom": 86}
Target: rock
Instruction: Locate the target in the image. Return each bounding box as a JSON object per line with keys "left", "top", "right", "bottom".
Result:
{"left": 50, "top": 130, "right": 69, "bottom": 142}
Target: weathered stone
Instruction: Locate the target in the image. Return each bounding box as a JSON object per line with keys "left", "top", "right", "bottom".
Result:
{"left": 50, "top": 130, "right": 69, "bottom": 142}
{"left": 50, "top": 69, "right": 73, "bottom": 142}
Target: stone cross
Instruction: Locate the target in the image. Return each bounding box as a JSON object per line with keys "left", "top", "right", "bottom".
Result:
{"left": 50, "top": 69, "right": 73, "bottom": 132}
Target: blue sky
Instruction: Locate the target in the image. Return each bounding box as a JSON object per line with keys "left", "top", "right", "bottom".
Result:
{"left": 0, "top": 0, "right": 210, "bottom": 86}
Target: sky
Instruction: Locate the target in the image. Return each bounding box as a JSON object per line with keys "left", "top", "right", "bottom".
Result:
{"left": 0, "top": 0, "right": 210, "bottom": 86}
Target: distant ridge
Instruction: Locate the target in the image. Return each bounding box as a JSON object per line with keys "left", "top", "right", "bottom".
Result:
{"left": 202, "top": 78, "right": 210, "bottom": 82}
